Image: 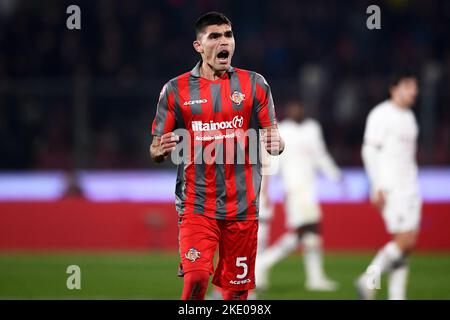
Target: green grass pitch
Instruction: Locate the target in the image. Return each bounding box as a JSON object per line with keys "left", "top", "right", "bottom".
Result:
{"left": 0, "top": 251, "right": 449, "bottom": 299}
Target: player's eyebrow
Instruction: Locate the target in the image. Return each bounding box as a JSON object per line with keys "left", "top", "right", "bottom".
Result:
{"left": 208, "top": 30, "right": 233, "bottom": 39}
{"left": 224, "top": 30, "right": 233, "bottom": 37}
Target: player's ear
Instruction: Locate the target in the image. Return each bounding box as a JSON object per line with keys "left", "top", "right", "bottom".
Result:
{"left": 193, "top": 40, "right": 203, "bottom": 53}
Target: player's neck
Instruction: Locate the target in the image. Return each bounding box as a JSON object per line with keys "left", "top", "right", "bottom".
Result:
{"left": 390, "top": 98, "right": 409, "bottom": 110}
{"left": 200, "top": 62, "right": 227, "bottom": 81}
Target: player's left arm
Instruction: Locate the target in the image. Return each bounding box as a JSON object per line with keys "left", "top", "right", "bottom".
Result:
{"left": 361, "top": 109, "right": 387, "bottom": 210}
{"left": 261, "top": 124, "right": 285, "bottom": 155}
{"left": 314, "top": 122, "right": 341, "bottom": 181}
{"left": 254, "top": 73, "right": 284, "bottom": 155}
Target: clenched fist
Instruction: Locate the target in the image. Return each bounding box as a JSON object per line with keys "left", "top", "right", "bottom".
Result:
{"left": 150, "top": 132, "right": 180, "bottom": 163}
{"left": 261, "top": 127, "right": 285, "bottom": 155}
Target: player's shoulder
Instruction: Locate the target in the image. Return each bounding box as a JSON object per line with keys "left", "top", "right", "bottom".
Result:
{"left": 302, "top": 118, "right": 323, "bottom": 135}
{"left": 303, "top": 118, "right": 320, "bottom": 128}
{"left": 368, "top": 100, "right": 392, "bottom": 120}
{"left": 165, "top": 71, "right": 191, "bottom": 87}
{"left": 278, "top": 118, "right": 292, "bottom": 129}
{"left": 234, "top": 68, "right": 270, "bottom": 85}
{"left": 158, "top": 72, "right": 191, "bottom": 98}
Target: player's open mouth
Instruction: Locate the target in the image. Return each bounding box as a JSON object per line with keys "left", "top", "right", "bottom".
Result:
{"left": 217, "top": 50, "right": 230, "bottom": 63}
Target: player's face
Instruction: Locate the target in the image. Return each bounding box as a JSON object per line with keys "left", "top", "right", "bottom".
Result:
{"left": 286, "top": 102, "right": 305, "bottom": 122}
{"left": 194, "top": 24, "right": 235, "bottom": 72}
{"left": 392, "top": 78, "right": 419, "bottom": 108}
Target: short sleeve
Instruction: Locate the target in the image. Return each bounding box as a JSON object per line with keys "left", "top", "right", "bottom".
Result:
{"left": 254, "top": 74, "right": 277, "bottom": 128}
{"left": 363, "top": 108, "right": 387, "bottom": 147}
{"left": 151, "top": 82, "right": 177, "bottom": 136}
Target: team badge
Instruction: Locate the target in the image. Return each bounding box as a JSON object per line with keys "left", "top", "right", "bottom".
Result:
{"left": 185, "top": 248, "right": 201, "bottom": 262}
{"left": 230, "top": 91, "right": 246, "bottom": 105}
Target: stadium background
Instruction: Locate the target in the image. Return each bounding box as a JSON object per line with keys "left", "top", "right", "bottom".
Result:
{"left": 0, "top": 0, "right": 449, "bottom": 299}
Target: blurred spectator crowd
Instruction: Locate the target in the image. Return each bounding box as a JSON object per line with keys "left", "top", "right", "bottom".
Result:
{"left": 0, "top": 0, "right": 449, "bottom": 169}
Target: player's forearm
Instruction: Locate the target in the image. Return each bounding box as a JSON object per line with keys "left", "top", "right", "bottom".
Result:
{"left": 260, "top": 176, "right": 270, "bottom": 197}
{"left": 362, "top": 143, "right": 382, "bottom": 190}
{"left": 318, "top": 154, "right": 341, "bottom": 181}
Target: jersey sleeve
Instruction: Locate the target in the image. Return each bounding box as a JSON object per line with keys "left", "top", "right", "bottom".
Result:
{"left": 312, "top": 121, "right": 341, "bottom": 181}
{"left": 363, "top": 108, "right": 387, "bottom": 147}
{"left": 362, "top": 107, "right": 387, "bottom": 190}
{"left": 151, "top": 81, "right": 177, "bottom": 136}
{"left": 254, "top": 74, "right": 277, "bottom": 128}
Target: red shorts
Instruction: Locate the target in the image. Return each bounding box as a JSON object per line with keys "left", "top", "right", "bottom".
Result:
{"left": 178, "top": 213, "right": 258, "bottom": 291}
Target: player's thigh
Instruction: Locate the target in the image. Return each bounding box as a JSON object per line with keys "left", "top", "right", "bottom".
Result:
{"left": 212, "top": 219, "right": 258, "bottom": 291}
{"left": 178, "top": 214, "right": 220, "bottom": 275}
{"left": 383, "top": 192, "right": 422, "bottom": 234}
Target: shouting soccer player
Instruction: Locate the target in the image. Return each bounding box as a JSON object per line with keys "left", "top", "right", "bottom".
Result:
{"left": 149, "top": 12, "right": 284, "bottom": 300}
{"left": 356, "top": 71, "right": 421, "bottom": 300}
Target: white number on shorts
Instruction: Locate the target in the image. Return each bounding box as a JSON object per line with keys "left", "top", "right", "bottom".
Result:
{"left": 236, "top": 257, "right": 248, "bottom": 279}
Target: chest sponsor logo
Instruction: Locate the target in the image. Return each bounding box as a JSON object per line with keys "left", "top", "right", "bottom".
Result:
{"left": 192, "top": 116, "right": 244, "bottom": 132}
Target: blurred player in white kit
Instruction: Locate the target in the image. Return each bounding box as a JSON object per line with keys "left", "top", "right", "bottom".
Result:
{"left": 256, "top": 99, "right": 341, "bottom": 292}
{"left": 356, "top": 71, "right": 421, "bottom": 300}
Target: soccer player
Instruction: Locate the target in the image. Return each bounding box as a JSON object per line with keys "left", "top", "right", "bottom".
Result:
{"left": 356, "top": 71, "right": 421, "bottom": 300}
{"left": 149, "top": 12, "right": 284, "bottom": 300}
{"left": 255, "top": 99, "right": 341, "bottom": 292}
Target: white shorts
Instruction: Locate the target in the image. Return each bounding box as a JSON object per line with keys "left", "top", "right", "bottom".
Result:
{"left": 285, "top": 191, "right": 321, "bottom": 229}
{"left": 382, "top": 191, "right": 422, "bottom": 234}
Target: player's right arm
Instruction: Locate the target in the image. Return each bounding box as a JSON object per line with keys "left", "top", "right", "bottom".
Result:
{"left": 150, "top": 133, "right": 179, "bottom": 163}
{"left": 149, "top": 81, "right": 178, "bottom": 163}
{"left": 361, "top": 108, "right": 387, "bottom": 210}
{"left": 313, "top": 121, "right": 341, "bottom": 182}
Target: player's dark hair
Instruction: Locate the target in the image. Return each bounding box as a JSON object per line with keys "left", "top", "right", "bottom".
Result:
{"left": 389, "top": 69, "right": 418, "bottom": 88}
{"left": 284, "top": 94, "right": 303, "bottom": 107}
{"left": 195, "top": 12, "right": 232, "bottom": 38}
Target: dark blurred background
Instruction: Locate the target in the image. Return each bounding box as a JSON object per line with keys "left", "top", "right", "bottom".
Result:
{"left": 1, "top": 0, "right": 449, "bottom": 170}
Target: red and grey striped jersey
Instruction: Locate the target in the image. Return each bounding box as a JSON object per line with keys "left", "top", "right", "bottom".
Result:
{"left": 151, "top": 61, "right": 278, "bottom": 220}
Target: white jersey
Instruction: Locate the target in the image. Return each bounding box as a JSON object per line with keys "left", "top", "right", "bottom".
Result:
{"left": 278, "top": 118, "right": 341, "bottom": 191}
{"left": 277, "top": 118, "right": 340, "bottom": 228}
{"left": 362, "top": 100, "right": 419, "bottom": 194}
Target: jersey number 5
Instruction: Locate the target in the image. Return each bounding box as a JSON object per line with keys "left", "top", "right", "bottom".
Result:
{"left": 236, "top": 257, "right": 248, "bottom": 279}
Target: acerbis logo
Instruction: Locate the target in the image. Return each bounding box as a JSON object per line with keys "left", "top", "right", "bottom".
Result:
{"left": 229, "top": 279, "right": 251, "bottom": 285}
{"left": 192, "top": 116, "right": 244, "bottom": 132}
{"left": 183, "top": 99, "right": 207, "bottom": 106}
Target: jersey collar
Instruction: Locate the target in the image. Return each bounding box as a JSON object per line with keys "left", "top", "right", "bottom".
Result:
{"left": 190, "top": 61, "right": 235, "bottom": 78}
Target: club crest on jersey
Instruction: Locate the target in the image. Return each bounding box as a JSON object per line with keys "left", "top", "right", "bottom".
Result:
{"left": 185, "top": 248, "right": 201, "bottom": 262}
{"left": 230, "top": 91, "right": 246, "bottom": 105}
